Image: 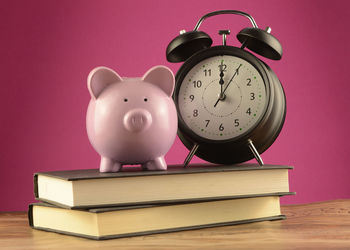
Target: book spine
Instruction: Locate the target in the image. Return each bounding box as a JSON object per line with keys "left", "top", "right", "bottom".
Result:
{"left": 28, "top": 204, "right": 34, "bottom": 227}
{"left": 34, "top": 174, "right": 39, "bottom": 199}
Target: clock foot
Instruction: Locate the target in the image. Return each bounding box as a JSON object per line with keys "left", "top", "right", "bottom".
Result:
{"left": 183, "top": 143, "right": 199, "bottom": 168}
{"left": 247, "top": 139, "right": 264, "bottom": 166}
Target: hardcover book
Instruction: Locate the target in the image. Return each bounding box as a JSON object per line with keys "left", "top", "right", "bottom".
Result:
{"left": 29, "top": 193, "right": 293, "bottom": 240}
{"left": 34, "top": 163, "right": 293, "bottom": 209}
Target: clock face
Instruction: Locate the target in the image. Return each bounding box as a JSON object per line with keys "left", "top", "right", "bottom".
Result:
{"left": 178, "top": 55, "right": 267, "bottom": 141}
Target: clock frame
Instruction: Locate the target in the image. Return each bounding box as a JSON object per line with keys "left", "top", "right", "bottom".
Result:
{"left": 173, "top": 46, "right": 286, "bottom": 165}
{"left": 166, "top": 10, "right": 286, "bottom": 166}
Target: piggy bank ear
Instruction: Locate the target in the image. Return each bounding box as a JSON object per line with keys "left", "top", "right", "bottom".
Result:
{"left": 87, "top": 66, "right": 122, "bottom": 99}
{"left": 142, "top": 66, "right": 175, "bottom": 97}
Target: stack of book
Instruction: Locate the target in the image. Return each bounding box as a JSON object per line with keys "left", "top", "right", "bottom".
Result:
{"left": 28, "top": 163, "right": 294, "bottom": 240}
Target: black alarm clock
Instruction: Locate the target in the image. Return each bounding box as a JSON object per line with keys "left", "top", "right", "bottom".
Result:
{"left": 166, "top": 10, "right": 286, "bottom": 167}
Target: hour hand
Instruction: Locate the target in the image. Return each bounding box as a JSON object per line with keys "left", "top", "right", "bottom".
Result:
{"left": 219, "top": 61, "right": 225, "bottom": 91}
{"left": 219, "top": 69, "right": 225, "bottom": 97}
{"left": 215, "top": 62, "right": 226, "bottom": 107}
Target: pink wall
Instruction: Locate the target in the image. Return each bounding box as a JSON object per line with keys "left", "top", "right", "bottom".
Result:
{"left": 1, "top": 0, "right": 349, "bottom": 211}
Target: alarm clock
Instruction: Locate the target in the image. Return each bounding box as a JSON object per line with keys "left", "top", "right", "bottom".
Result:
{"left": 166, "top": 10, "right": 286, "bottom": 167}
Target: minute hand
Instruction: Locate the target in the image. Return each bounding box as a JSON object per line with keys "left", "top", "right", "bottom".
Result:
{"left": 214, "top": 64, "right": 241, "bottom": 107}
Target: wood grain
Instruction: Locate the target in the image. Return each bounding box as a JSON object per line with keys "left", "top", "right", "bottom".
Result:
{"left": 1, "top": 200, "right": 350, "bottom": 249}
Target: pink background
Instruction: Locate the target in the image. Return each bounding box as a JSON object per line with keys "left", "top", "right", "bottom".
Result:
{"left": 1, "top": 0, "right": 349, "bottom": 211}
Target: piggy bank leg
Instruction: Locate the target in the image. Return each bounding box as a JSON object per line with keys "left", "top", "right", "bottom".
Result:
{"left": 142, "top": 156, "right": 167, "bottom": 171}
{"left": 99, "top": 157, "right": 122, "bottom": 172}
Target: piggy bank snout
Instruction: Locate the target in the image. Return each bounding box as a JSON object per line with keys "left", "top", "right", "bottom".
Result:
{"left": 123, "top": 109, "right": 152, "bottom": 132}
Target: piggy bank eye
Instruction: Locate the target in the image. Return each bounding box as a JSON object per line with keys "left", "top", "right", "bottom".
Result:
{"left": 144, "top": 98, "right": 148, "bottom": 102}
{"left": 124, "top": 98, "right": 128, "bottom": 102}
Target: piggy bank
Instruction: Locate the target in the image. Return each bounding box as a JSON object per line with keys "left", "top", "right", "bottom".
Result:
{"left": 86, "top": 66, "right": 178, "bottom": 172}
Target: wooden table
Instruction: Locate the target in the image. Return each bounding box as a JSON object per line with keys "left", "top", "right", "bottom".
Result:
{"left": 1, "top": 199, "right": 350, "bottom": 249}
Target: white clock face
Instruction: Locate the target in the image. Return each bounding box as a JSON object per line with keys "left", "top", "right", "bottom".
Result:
{"left": 178, "top": 55, "right": 267, "bottom": 141}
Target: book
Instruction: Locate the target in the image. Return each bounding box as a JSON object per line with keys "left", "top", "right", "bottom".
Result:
{"left": 34, "top": 163, "right": 292, "bottom": 209}
{"left": 28, "top": 193, "right": 292, "bottom": 240}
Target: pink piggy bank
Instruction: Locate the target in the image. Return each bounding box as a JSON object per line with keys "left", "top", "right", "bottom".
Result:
{"left": 86, "top": 66, "right": 178, "bottom": 172}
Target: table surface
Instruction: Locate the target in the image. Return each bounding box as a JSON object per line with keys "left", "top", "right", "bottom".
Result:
{"left": 1, "top": 199, "right": 350, "bottom": 249}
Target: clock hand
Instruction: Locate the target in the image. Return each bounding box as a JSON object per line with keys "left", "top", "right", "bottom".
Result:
{"left": 219, "top": 61, "right": 225, "bottom": 99}
{"left": 214, "top": 62, "right": 226, "bottom": 108}
{"left": 223, "top": 64, "right": 241, "bottom": 93}
{"left": 214, "top": 64, "right": 241, "bottom": 107}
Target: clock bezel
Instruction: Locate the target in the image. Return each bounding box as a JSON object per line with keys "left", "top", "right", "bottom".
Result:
{"left": 174, "top": 45, "right": 271, "bottom": 145}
